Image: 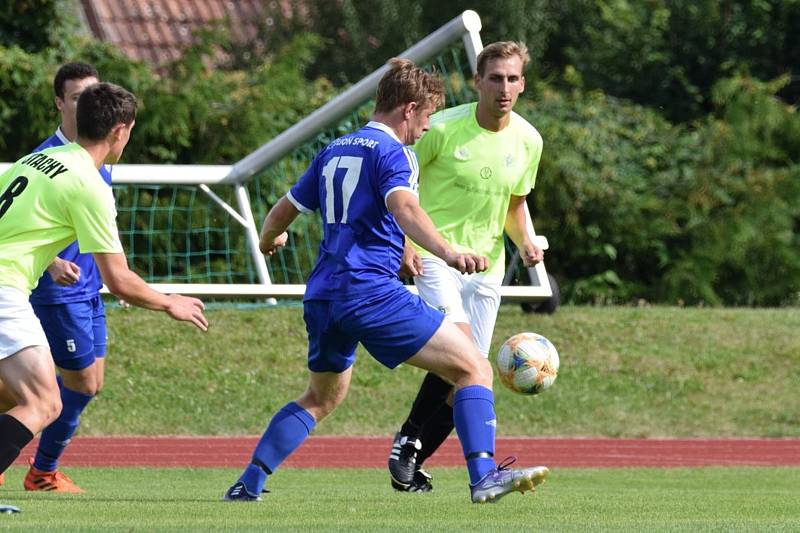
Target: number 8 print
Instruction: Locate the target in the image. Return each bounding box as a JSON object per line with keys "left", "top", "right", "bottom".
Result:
{"left": 0, "top": 176, "right": 29, "bottom": 219}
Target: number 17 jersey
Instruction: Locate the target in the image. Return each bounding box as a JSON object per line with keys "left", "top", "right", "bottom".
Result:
{"left": 287, "top": 121, "right": 419, "bottom": 301}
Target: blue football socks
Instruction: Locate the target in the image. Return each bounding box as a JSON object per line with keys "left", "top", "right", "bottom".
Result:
{"left": 453, "top": 385, "right": 497, "bottom": 484}
{"left": 34, "top": 376, "right": 93, "bottom": 472}
{"left": 239, "top": 402, "right": 316, "bottom": 494}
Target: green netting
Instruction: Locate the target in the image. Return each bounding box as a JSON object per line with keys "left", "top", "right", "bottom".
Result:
{"left": 114, "top": 184, "right": 258, "bottom": 283}
{"left": 113, "top": 43, "right": 477, "bottom": 284}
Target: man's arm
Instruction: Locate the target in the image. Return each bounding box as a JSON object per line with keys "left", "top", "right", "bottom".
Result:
{"left": 504, "top": 195, "right": 543, "bottom": 267}
{"left": 92, "top": 252, "right": 208, "bottom": 331}
{"left": 387, "top": 190, "right": 487, "bottom": 274}
{"left": 259, "top": 195, "right": 301, "bottom": 255}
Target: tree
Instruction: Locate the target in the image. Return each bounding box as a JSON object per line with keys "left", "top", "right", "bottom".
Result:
{"left": 542, "top": 0, "right": 800, "bottom": 121}
{"left": 0, "top": 0, "right": 82, "bottom": 53}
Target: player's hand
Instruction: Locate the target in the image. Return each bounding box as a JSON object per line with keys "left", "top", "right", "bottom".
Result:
{"left": 165, "top": 294, "right": 208, "bottom": 331}
{"left": 520, "top": 241, "right": 544, "bottom": 267}
{"left": 262, "top": 232, "right": 289, "bottom": 256}
{"left": 447, "top": 252, "right": 489, "bottom": 274}
{"left": 47, "top": 258, "right": 81, "bottom": 286}
{"left": 399, "top": 243, "right": 423, "bottom": 278}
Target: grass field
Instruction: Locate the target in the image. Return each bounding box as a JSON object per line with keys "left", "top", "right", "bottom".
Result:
{"left": 84, "top": 304, "right": 800, "bottom": 438}
{"left": 2, "top": 305, "right": 799, "bottom": 531}
{"left": 1, "top": 466, "right": 799, "bottom": 531}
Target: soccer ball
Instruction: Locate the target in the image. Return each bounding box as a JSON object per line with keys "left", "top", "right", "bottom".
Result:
{"left": 495, "top": 332, "right": 559, "bottom": 395}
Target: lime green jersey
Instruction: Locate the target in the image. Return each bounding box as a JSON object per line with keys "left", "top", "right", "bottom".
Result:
{"left": 413, "top": 102, "right": 543, "bottom": 276}
{"left": 0, "top": 143, "right": 123, "bottom": 294}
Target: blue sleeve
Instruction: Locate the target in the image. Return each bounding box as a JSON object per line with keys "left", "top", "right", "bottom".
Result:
{"left": 378, "top": 145, "right": 419, "bottom": 205}
{"left": 34, "top": 135, "right": 60, "bottom": 153}
{"left": 100, "top": 164, "right": 113, "bottom": 186}
{"left": 287, "top": 156, "right": 320, "bottom": 214}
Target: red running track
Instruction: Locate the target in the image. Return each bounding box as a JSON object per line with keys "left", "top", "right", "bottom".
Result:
{"left": 13, "top": 437, "right": 800, "bottom": 468}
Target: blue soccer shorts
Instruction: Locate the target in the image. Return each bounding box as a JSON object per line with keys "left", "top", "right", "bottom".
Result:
{"left": 304, "top": 285, "right": 445, "bottom": 373}
{"left": 32, "top": 295, "right": 107, "bottom": 371}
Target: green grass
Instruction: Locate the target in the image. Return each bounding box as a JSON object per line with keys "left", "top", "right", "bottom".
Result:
{"left": 86, "top": 304, "right": 800, "bottom": 438}
{"left": 1, "top": 466, "right": 798, "bottom": 531}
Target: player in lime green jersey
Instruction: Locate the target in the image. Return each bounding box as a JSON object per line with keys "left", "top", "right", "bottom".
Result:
{"left": 0, "top": 83, "right": 208, "bottom": 485}
{"left": 388, "top": 42, "right": 547, "bottom": 492}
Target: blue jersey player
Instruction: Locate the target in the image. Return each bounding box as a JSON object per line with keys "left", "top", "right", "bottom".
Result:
{"left": 224, "top": 59, "right": 549, "bottom": 504}
{"left": 23, "top": 63, "right": 109, "bottom": 493}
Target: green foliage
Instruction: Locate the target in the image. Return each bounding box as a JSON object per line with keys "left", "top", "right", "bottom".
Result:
{"left": 111, "top": 31, "right": 333, "bottom": 164}
{"left": 0, "top": 0, "right": 81, "bottom": 53}
{"left": 525, "top": 73, "right": 800, "bottom": 305}
{"left": 523, "top": 87, "right": 687, "bottom": 303}
{"left": 670, "top": 74, "right": 800, "bottom": 305}
{"left": 0, "top": 29, "right": 333, "bottom": 163}
{"left": 254, "top": 0, "right": 556, "bottom": 85}
{"left": 1, "top": 2, "right": 798, "bottom": 305}
{"left": 0, "top": 38, "right": 153, "bottom": 160}
{"left": 541, "top": 0, "right": 800, "bottom": 122}
{"left": 260, "top": 1, "right": 799, "bottom": 122}
{"left": 415, "top": 0, "right": 560, "bottom": 80}
{"left": 0, "top": 45, "right": 59, "bottom": 157}
{"left": 245, "top": 0, "right": 426, "bottom": 85}
{"left": 0, "top": 28, "right": 338, "bottom": 284}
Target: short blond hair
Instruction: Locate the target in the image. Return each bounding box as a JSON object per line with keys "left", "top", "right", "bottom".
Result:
{"left": 374, "top": 58, "right": 445, "bottom": 113}
{"left": 476, "top": 41, "right": 530, "bottom": 76}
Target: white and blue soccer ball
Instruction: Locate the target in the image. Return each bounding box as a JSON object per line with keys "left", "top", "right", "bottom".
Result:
{"left": 495, "top": 332, "right": 559, "bottom": 395}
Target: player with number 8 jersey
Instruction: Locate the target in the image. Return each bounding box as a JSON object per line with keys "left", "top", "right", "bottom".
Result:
{"left": 0, "top": 144, "right": 122, "bottom": 293}
{"left": 0, "top": 84, "right": 208, "bottom": 504}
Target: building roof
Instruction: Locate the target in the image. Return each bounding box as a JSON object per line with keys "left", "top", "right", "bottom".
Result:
{"left": 79, "top": 0, "right": 268, "bottom": 65}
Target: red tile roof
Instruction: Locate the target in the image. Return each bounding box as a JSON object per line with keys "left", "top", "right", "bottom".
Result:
{"left": 79, "top": 0, "right": 268, "bottom": 65}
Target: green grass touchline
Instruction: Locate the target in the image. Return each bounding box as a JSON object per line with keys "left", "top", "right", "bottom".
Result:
{"left": 77, "top": 305, "right": 800, "bottom": 438}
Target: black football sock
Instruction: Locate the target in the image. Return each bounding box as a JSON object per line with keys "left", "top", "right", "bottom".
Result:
{"left": 0, "top": 414, "right": 34, "bottom": 474}
{"left": 417, "top": 402, "right": 455, "bottom": 465}
{"left": 399, "top": 372, "right": 453, "bottom": 439}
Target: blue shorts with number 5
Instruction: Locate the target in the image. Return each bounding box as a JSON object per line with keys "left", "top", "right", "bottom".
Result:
{"left": 304, "top": 285, "right": 445, "bottom": 373}
{"left": 32, "top": 296, "right": 107, "bottom": 371}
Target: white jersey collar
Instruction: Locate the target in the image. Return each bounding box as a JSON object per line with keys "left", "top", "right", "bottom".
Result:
{"left": 55, "top": 126, "right": 70, "bottom": 145}
{"left": 365, "top": 121, "right": 403, "bottom": 144}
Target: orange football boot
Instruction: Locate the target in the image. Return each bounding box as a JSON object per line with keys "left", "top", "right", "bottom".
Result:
{"left": 24, "top": 462, "right": 84, "bottom": 493}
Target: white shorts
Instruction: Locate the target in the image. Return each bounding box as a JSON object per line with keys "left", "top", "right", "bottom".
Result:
{"left": 414, "top": 256, "right": 502, "bottom": 357}
{"left": 0, "top": 286, "right": 49, "bottom": 361}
